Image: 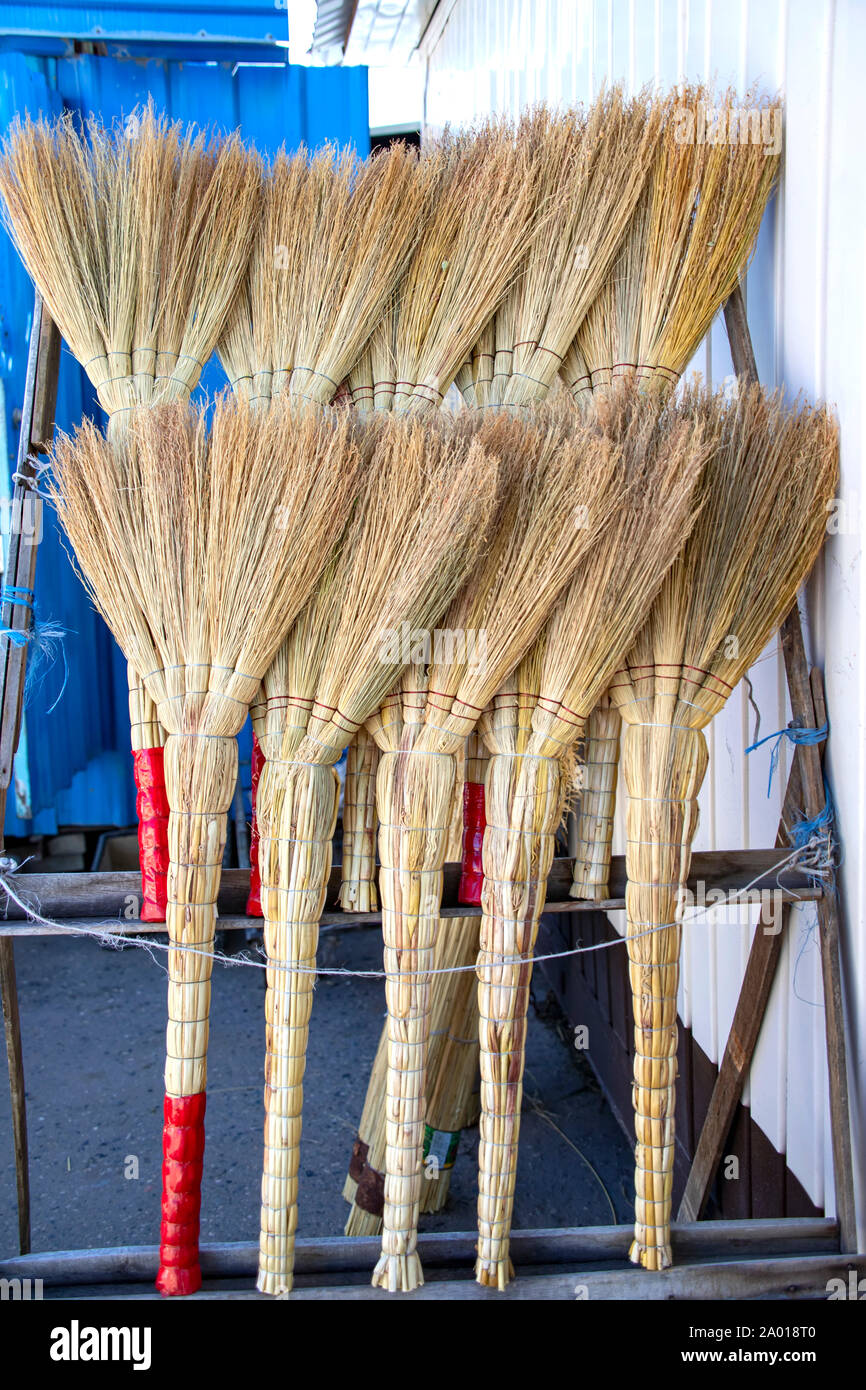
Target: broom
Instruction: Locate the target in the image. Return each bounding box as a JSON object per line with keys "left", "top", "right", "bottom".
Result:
{"left": 364, "top": 402, "right": 624, "bottom": 1292}
{"left": 562, "top": 84, "right": 782, "bottom": 904}
{"left": 0, "top": 106, "right": 259, "bottom": 428}
{"left": 0, "top": 106, "right": 260, "bottom": 943}
{"left": 255, "top": 413, "right": 499, "bottom": 1296}
{"left": 49, "top": 393, "right": 359, "bottom": 1295}
{"left": 459, "top": 92, "right": 662, "bottom": 412}
{"left": 349, "top": 117, "right": 537, "bottom": 416}
{"left": 609, "top": 384, "right": 837, "bottom": 1270}
{"left": 218, "top": 139, "right": 429, "bottom": 410}
{"left": 474, "top": 383, "right": 715, "bottom": 1288}
{"left": 127, "top": 662, "right": 168, "bottom": 922}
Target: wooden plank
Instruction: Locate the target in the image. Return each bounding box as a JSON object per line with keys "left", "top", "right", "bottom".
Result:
{"left": 29, "top": 303, "right": 61, "bottom": 453}
{"left": 0, "top": 295, "right": 58, "bottom": 1272}
{"left": 0, "top": 938, "right": 29, "bottom": 1254}
{"left": 678, "top": 904, "right": 788, "bottom": 1221}
{"left": 0, "top": 1218, "right": 840, "bottom": 1286}
{"left": 53, "top": 1253, "right": 866, "bottom": 1302}
{"left": 0, "top": 847, "right": 820, "bottom": 932}
{"left": 0, "top": 293, "right": 48, "bottom": 794}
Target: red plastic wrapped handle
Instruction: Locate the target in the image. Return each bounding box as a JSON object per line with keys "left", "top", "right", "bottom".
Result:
{"left": 132, "top": 748, "right": 169, "bottom": 923}
{"left": 458, "top": 781, "right": 486, "bottom": 906}
{"left": 156, "top": 1092, "right": 206, "bottom": 1297}
{"left": 246, "top": 733, "right": 264, "bottom": 917}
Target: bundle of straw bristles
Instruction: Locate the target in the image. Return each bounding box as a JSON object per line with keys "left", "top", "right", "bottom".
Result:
{"left": 0, "top": 83, "right": 839, "bottom": 1297}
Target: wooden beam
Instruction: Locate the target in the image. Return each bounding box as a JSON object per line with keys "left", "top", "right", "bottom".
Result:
{"left": 0, "top": 1216, "right": 841, "bottom": 1286}
{"left": 679, "top": 283, "right": 857, "bottom": 1253}
{"left": 0, "top": 847, "right": 820, "bottom": 935}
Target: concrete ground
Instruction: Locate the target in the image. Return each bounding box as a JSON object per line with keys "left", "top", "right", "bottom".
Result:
{"left": 0, "top": 922, "right": 635, "bottom": 1258}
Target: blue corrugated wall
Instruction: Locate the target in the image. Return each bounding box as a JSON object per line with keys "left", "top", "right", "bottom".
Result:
{"left": 0, "top": 50, "right": 369, "bottom": 836}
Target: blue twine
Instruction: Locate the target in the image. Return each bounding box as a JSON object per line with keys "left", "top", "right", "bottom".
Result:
{"left": 0, "top": 585, "right": 69, "bottom": 713}
{"left": 0, "top": 585, "right": 34, "bottom": 647}
{"left": 745, "top": 720, "right": 829, "bottom": 798}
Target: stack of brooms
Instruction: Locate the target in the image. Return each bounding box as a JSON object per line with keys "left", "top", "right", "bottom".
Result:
{"left": 0, "top": 106, "right": 260, "bottom": 933}
{"left": 341, "top": 89, "right": 665, "bottom": 1265}
{"left": 216, "top": 137, "right": 430, "bottom": 920}
{"left": 565, "top": 84, "right": 781, "bottom": 902}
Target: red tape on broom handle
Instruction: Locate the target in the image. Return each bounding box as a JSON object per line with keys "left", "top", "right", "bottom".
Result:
{"left": 246, "top": 732, "right": 264, "bottom": 917}
{"left": 156, "top": 1092, "right": 206, "bottom": 1297}
{"left": 458, "top": 782, "right": 486, "bottom": 906}
{"left": 132, "top": 748, "right": 168, "bottom": 923}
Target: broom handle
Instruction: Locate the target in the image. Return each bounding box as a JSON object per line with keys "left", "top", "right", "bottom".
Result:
{"left": 372, "top": 748, "right": 456, "bottom": 1293}
{"left": 570, "top": 696, "right": 620, "bottom": 903}
{"left": 127, "top": 663, "right": 168, "bottom": 923}
{"left": 458, "top": 730, "right": 489, "bottom": 906}
{"left": 622, "top": 722, "right": 707, "bottom": 1271}
{"left": 257, "top": 758, "right": 339, "bottom": 1296}
{"left": 246, "top": 731, "right": 265, "bottom": 917}
{"left": 157, "top": 732, "right": 237, "bottom": 1298}
{"left": 339, "top": 727, "right": 379, "bottom": 911}
{"left": 476, "top": 750, "right": 563, "bottom": 1289}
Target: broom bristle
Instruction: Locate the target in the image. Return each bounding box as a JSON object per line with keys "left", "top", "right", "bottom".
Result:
{"left": 49, "top": 394, "right": 360, "bottom": 730}
{"left": 219, "top": 140, "right": 432, "bottom": 406}
{"left": 568, "top": 85, "right": 781, "bottom": 397}
{"left": 0, "top": 105, "right": 260, "bottom": 417}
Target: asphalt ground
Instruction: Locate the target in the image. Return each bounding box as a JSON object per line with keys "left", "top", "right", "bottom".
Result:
{"left": 0, "top": 922, "right": 635, "bottom": 1258}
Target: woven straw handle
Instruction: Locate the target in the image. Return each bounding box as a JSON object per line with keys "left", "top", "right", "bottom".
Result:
{"left": 157, "top": 732, "right": 237, "bottom": 1297}
{"left": 372, "top": 748, "right": 456, "bottom": 1293}
{"left": 476, "top": 750, "right": 563, "bottom": 1289}
{"left": 339, "top": 727, "right": 380, "bottom": 912}
{"left": 571, "top": 699, "right": 621, "bottom": 903}
{"left": 257, "top": 759, "right": 339, "bottom": 1296}
{"left": 622, "top": 722, "right": 708, "bottom": 1271}
{"left": 246, "top": 732, "right": 265, "bottom": 916}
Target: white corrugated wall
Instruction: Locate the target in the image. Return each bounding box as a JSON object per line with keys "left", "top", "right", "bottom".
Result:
{"left": 421, "top": 0, "right": 865, "bottom": 1235}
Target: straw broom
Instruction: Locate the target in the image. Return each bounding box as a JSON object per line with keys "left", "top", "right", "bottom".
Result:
{"left": 609, "top": 384, "right": 837, "bottom": 1270}
{"left": 563, "top": 86, "right": 781, "bottom": 403}
{"left": 0, "top": 106, "right": 260, "bottom": 944}
{"left": 474, "top": 384, "right": 715, "bottom": 1288}
{"left": 0, "top": 106, "right": 259, "bottom": 428}
{"left": 339, "top": 728, "right": 380, "bottom": 912}
{"left": 127, "top": 662, "right": 168, "bottom": 922}
{"left": 562, "top": 84, "right": 782, "bottom": 904}
{"left": 364, "top": 403, "right": 623, "bottom": 1292}
{"left": 49, "top": 394, "right": 359, "bottom": 1295}
{"left": 255, "top": 414, "right": 498, "bottom": 1296}
{"left": 218, "top": 139, "right": 429, "bottom": 409}
{"left": 461, "top": 92, "right": 662, "bottom": 411}
{"left": 348, "top": 118, "right": 537, "bottom": 416}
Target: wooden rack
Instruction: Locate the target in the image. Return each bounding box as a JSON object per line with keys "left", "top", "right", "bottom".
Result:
{"left": 0, "top": 287, "right": 860, "bottom": 1300}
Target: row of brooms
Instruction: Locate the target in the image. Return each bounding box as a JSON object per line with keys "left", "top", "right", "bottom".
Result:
{"left": 0, "top": 85, "right": 838, "bottom": 1296}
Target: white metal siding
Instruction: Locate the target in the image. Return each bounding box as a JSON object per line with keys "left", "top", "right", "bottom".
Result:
{"left": 422, "top": 0, "right": 865, "bottom": 1233}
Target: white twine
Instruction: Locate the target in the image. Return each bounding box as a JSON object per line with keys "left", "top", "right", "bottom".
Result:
{"left": 0, "top": 841, "right": 820, "bottom": 983}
